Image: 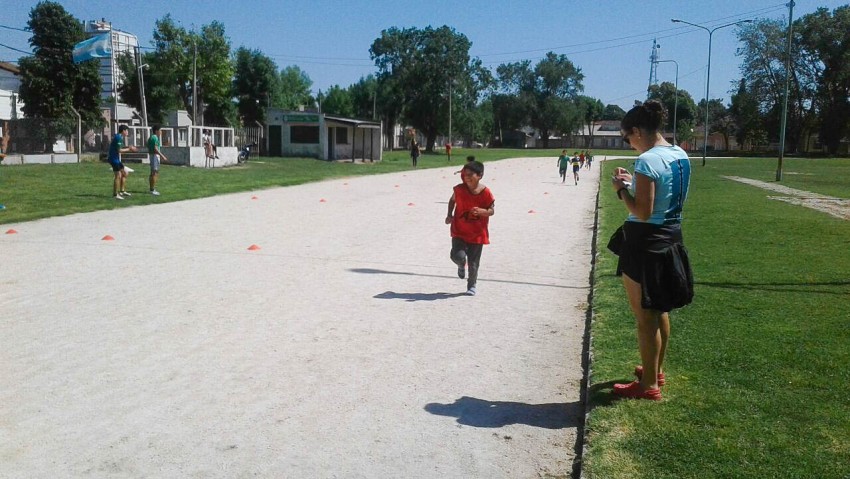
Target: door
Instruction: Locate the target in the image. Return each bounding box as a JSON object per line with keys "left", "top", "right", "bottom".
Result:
{"left": 269, "top": 125, "right": 282, "bottom": 156}
{"left": 327, "top": 127, "right": 335, "bottom": 160}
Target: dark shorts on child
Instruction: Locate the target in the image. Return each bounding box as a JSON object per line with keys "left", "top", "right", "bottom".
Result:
{"left": 616, "top": 221, "right": 694, "bottom": 312}
{"left": 110, "top": 161, "right": 125, "bottom": 172}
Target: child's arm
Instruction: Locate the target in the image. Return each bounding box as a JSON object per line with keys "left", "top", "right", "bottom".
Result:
{"left": 445, "top": 193, "right": 456, "bottom": 224}
{"left": 470, "top": 201, "right": 494, "bottom": 218}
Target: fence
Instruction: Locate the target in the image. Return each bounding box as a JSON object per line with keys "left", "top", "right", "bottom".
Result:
{"left": 1, "top": 119, "right": 250, "bottom": 155}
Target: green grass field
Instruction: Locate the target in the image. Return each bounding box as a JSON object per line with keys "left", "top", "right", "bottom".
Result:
{"left": 0, "top": 147, "right": 630, "bottom": 225}
{"left": 585, "top": 157, "right": 850, "bottom": 479}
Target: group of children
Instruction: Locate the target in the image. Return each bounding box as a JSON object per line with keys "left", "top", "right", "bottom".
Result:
{"left": 557, "top": 150, "right": 593, "bottom": 185}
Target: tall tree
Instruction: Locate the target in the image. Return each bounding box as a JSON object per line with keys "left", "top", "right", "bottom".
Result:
{"left": 697, "top": 98, "right": 732, "bottom": 150}
{"left": 320, "top": 85, "right": 354, "bottom": 117}
{"left": 601, "top": 104, "right": 626, "bottom": 121}
{"left": 736, "top": 18, "right": 818, "bottom": 152}
{"left": 277, "top": 65, "right": 314, "bottom": 110}
{"left": 370, "top": 26, "right": 490, "bottom": 151}
{"left": 119, "top": 15, "right": 235, "bottom": 126}
{"left": 195, "top": 21, "right": 235, "bottom": 125}
{"left": 233, "top": 47, "right": 279, "bottom": 125}
{"left": 348, "top": 75, "right": 378, "bottom": 120}
{"left": 575, "top": 95, "right": 604, "bottom": 147}
{"left": 496, "top": 52, "right": 584, "bottom": 148}
{"left": 647, "top": 82, "right": 698, "bottom": 144}
{"left": 729, "top": 78, "right": 763, "bottom": 150}
{"left": 797, "top": 6, "right": 850, "bottom": 154}
{"left": 454, "top": 97, "right": 493, "bottom": 147}
{"left": 18, "top": 1, "right": 103, "bottom": 151}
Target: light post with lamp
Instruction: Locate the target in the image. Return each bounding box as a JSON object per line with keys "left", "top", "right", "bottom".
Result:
{"left": 671, "top": 18, "right": 753, "bottom": 165}
{"left": 137, "top": 63, "right": 149, "bottom": 127}
{"left": 654, "top": 59, "right": 679, "bottom": 144}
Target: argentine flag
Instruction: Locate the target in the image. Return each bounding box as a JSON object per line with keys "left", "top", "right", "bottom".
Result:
{"left": 72, "top": 33, "right": 111, "bottom": 64}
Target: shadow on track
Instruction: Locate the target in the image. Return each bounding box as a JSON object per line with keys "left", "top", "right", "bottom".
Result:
{"left": 424, "top": 396, "right": 582, "bottom": 430}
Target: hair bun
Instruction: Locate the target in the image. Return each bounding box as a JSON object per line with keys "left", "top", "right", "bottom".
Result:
{"left": 644, "top": 100, "right": 663, "bottom": 113}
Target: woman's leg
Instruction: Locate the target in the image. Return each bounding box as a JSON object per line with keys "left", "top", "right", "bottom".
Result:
{"left": 658, "top": 312, "right": 670, "bottom": 374}
{"left": 622, "top": 274, "right": 662, "bottom": 390}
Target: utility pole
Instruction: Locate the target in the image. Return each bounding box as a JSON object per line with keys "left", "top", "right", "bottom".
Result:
{"left": 647, "top": 38, "right": 660, "bottom": 92}
{"left": 135, "top": 46, "right": 148, "bottom": 127}
{"left": 192, "top": 31, "right": 198, "bottom": 128}
{"left": 448, "top": 79, "right": 452, "bottom": 147}
{"left": 776, "top": 1, "right": 795, "bottom": 181}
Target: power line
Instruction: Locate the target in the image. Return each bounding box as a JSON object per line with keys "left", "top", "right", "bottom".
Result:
{"left": 0, "top": 24, "right": 30, "bottom": 32}
{"left": 473, "top": 3, "right": 785, "bottom": 59}
{"left": 0, "top": 43, "right": 31, "bottom": 55}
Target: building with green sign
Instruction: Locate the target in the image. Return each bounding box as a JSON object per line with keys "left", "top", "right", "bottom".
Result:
{"left": 265, "top": 109, "right": 382, "bottom": 162}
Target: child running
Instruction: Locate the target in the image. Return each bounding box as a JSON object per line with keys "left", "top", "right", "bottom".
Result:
{"left": 557, "top": 149, "right": 570, "bottom": 183}
{"left": 445, "top": 160, "right": 495, "bottom": 296}
{"left": 571, "top": 152, "right": 581, "bottom": 185}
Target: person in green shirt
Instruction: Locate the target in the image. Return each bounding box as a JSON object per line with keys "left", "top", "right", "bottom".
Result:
{"left": 557, "top": 150, "right": 570, "bottom": 183}
{"left": 147, "top": 125, "right": 168, "bottom": 196}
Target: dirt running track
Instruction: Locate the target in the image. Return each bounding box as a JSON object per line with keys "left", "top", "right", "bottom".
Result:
{"left": 1, "top": 157, "right": 600, "bottom": 478}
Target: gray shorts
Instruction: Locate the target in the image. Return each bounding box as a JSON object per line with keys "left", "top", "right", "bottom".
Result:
{"left": 150, "top": 154, "right": 160, "bottom": 172}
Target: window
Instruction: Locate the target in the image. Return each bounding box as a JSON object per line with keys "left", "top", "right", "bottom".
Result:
{"left": 291, "top": 125, "right": 320, "bottom": 144}
{"left": 335, "top": 127, "right": 348, "bottom": 145}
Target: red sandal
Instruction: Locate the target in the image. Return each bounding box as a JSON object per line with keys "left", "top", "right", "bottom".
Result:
{"left": 612, "top": 380, "right": 662, "bottom": 400}
{"left": 634, "top": 365, "right": 666, "bottom": 386}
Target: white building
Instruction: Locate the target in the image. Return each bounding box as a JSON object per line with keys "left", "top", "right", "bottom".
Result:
{"left": 0, "top": 62, "right": 24, "bottom": 122}
{"left": 82, "top": 19, "right": 140, "bottom": 102}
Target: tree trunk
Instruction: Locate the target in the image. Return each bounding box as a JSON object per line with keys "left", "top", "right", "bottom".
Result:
{"left": 540, "top": 129, "right": 550, "bottom": 148}
{"left": 384, "top": 113, "right": 396, "bottom": 150}
{"left": 425, "top": 126, "right": 437, "bottom": 153}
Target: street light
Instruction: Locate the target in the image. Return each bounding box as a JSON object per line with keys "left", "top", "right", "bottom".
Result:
{"left": 137, "top": 63, "right": 149, "bottom": 127}
{"left": 671, "top": 18, "right": 753, "bottom": 165}
{"left": 654, "top": 59, "right": 679, "bottom": 145}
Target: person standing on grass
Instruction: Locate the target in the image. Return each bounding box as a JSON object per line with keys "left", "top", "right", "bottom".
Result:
{"left": 557, "top": 149, "right": 570, "bottom": 183}
{"left": 147, "top": 125, "right": 167, "bottom": 196}
{"left": 108, "top": 125, "right": 136, "bottom": 200}
{"left": 610, "top": 99, "right": 693, "bottom": 401}
{"left": 445, "top": 141, "right": 452, "bottom": 162}
{"left": 445, "top": 160, "right": 494, "bottom": 296}
{"left": 410, "top": 138, "right": 421, "bottom": 167}
{"left": 203, "top": 129, "right": 218, "bottom": 161}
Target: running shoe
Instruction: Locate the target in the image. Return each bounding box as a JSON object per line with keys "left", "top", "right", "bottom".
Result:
{"left": 612, "top": 381, "right": 662, "bottom": 400}
{"left": 634, "top": 365, "right": 666, "bottom": 386}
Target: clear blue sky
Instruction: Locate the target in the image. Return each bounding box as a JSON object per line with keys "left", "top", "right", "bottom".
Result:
{"left": 2, "top": 1, "right": 846, "bottom": 110}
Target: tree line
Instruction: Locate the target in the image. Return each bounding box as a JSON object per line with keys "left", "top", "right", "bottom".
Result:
{"left": 16, "top": 1, "right": 848, "bottom": 154}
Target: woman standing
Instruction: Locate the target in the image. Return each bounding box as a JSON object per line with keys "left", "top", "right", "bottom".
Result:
{"left": 610, "top": 100, "right": 694, "bottom": 400}
{"left": 410, "top": 138, "right": 421, "bottom": 167}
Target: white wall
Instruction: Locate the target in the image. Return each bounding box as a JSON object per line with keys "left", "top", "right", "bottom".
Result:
{"left": 0, "top": 89, "right": 23, "bottom": 121}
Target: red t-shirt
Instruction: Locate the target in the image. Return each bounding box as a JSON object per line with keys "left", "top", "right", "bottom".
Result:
{"left": 450, "top": 184, "right": 494, "bottom": 244}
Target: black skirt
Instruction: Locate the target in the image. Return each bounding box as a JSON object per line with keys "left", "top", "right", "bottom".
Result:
{"left": 616, "top": 221, "right": 694, "bottom": 312}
